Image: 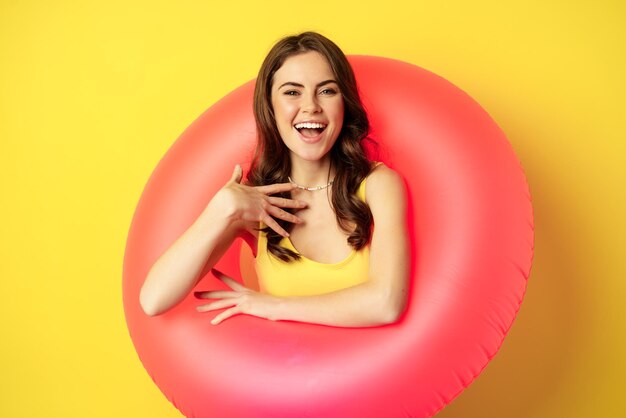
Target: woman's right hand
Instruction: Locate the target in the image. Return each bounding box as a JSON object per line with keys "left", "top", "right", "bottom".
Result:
{"left": 212, "top": 165, "right": 306, "bottom": 237}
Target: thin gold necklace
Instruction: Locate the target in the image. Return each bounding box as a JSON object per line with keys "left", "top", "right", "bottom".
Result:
{"left": 288, "top": 176, "right": 334, "bottom": 191}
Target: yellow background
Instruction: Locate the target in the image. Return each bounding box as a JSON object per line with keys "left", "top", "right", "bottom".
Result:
{"left": 1, "top": 1, "right": 624, "bottom": 417}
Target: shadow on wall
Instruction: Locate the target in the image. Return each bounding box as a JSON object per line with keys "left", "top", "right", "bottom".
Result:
{"left": 438, "top": 121, "right": 588, "bottom": 417}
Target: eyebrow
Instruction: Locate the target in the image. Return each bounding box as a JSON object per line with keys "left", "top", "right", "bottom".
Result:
{"left": 277, "top": 79, "right": 338, "bottom": 90}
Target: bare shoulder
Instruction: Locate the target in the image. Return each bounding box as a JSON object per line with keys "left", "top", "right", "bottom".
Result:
{"left": 365, "top": 163, "right": 407, "bottom": 209}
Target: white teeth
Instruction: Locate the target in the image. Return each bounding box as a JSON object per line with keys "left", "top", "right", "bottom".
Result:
{"left": 294, "top": 122, "right": 327, "bottom": 129}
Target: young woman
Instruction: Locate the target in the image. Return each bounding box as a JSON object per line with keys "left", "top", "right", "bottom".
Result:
{"left": 140, "top": 32, "right": 409, "bottom": 327}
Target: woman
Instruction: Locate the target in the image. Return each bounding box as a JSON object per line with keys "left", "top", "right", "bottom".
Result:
{"left": 140, "top": 32, "right": 409, "bottom": 327}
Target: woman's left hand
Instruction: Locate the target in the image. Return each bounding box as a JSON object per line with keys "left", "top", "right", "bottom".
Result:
{"left": 195, "top": 268, "right": 282, "bottom": 325}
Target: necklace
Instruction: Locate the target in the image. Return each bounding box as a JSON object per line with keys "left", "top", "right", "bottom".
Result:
{"left": 288, "top": 176, "right": 334, "bottom": 191}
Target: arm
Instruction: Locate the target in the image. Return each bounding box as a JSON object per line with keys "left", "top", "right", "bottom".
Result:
{"left": 198, "top": 165, "right": 410, "bottom": 327}
{"left": 140, "top": 165, "right": 306, "bottom": 316}
{"left": 139, "top": 200, "right": 243, "bottom": 317}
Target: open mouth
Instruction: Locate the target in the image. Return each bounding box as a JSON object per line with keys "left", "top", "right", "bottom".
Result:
{"left": 294, "top": 122, "right": 327, "bottom": 138}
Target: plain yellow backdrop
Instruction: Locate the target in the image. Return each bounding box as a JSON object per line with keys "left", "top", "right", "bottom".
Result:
{"left": 1, "top": 0, "right": 624, "bottom": 417}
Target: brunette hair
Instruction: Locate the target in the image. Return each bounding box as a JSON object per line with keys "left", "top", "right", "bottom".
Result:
{"left": 247, "top": 31, "right": 375, "bottom": 262}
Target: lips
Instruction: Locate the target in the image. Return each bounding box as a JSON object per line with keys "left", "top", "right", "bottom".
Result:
{"left": 294, "top": 121, "right": 328, "bottom": 142}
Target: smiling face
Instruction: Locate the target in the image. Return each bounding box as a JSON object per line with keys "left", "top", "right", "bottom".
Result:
{"left": 270, "top": 51, "right": 345, "bottom": 164}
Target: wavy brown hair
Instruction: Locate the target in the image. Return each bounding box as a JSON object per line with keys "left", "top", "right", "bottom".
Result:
{"left": 247, "top": 31, "right": 376, "bottom": 262}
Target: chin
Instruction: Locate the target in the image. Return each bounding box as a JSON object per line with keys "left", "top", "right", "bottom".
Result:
{"left": 285, "top": 139, "right": 333, "bottom": 163}
{"left": 290, "top": 150, "right": 330, "bottom": 162}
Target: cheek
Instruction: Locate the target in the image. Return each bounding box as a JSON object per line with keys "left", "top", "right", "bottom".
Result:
{"left": 334, "top": 105, "right": 345, "bottom": 129}
{"left": 274, "top": 100, "right": 296, "bottom": 123}
{"left": 333, "top": 100, "right": 345, "bottom": 122}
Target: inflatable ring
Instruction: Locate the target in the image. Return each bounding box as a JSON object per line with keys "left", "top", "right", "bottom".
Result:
{"left": 123, "top": 56, "right": 533, "bottom": 418}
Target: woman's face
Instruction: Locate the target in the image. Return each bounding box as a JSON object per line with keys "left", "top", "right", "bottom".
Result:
{"left": 270, "top": 51, "right": 344, "bottom": 164}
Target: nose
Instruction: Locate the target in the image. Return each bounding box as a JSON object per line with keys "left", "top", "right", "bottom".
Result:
{"left": 301, "top": 93, "right": 321, "bottom": 113}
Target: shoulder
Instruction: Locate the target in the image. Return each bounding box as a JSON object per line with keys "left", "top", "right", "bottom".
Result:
{"left": 365, "top": 164, "right": 409, "bottom": 269}
{"left": 365, "top": 164, "right": 407, "bottom": 224}
{"left": 365, "top": 163, "right": 406, "bottom": 202}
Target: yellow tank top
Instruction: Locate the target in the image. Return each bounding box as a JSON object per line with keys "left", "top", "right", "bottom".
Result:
{"left": 254, "top": 166, "right": 378, "bottom": 297}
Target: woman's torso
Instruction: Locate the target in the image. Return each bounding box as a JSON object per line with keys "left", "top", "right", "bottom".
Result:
{"left": 252, "top": 163, "right": 381, "bottom": 297}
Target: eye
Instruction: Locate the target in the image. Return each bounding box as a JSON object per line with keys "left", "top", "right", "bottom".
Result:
{"left": 320, "top": 88, "right": 337, "bottom": 95}
{"left": 283, "top": 90, "right": 300, "bottom": 96}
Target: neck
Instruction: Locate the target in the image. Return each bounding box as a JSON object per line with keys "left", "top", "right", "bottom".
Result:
{"left": 289, "top": 155, "right": 336, "bottom": 188}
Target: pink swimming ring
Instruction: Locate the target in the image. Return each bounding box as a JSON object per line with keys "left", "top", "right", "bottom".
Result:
{"left": 123, "top": 56, "right": 533, "bottom": 418}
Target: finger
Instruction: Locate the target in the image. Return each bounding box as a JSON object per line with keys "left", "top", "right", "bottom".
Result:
{"left": 267, "top": 196, "right": 307, "bottom": 209}
{"left": 211, "top": 306, "right": 242, "bottom": 325}
{"left": 194, "top": 290, "right": 239, "bottom": 299}
{"left": 196, "top": 298, "right": 238, "bottom": 312}
{"left": 266, "top": 205, "right": 302, "bottom": 224}
{"left": 211, "top": 269, "right": 248, "bottom": 291}
{"left": 229, "top": 164, "right": 243, "bottom": 184}
{"left": 262, "top": 214, "right": 290, "bottom": 238}
{"left": 255, "top": 182, "right": 298, "bottom": 195}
